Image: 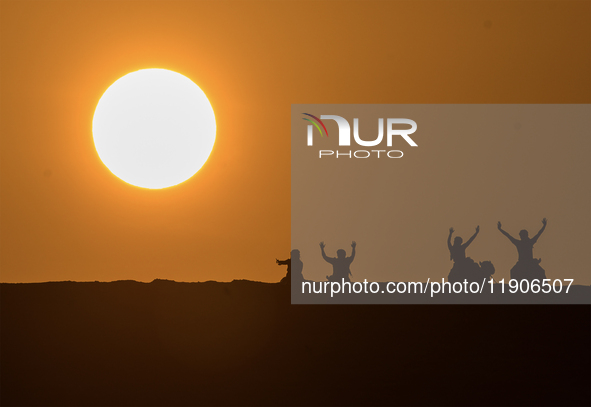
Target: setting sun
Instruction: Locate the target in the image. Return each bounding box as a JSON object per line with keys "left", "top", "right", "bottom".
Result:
{"left": 1, "top": 1, "right": 590, "bottom": 406}
{"left": 92, "top": 69, "right": 216, "bottom": 189}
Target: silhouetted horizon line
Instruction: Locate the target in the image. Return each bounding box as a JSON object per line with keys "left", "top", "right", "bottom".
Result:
{"left": 2, "top": 278, "right": 590, "bottom": 287}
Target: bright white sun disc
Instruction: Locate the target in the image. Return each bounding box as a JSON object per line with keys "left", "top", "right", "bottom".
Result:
{"left": 93, "top": 69, "right": 216, "bottom": 189}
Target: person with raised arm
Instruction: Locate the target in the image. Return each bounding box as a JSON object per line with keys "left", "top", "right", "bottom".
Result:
{"left": 320, "top": 241, "right": 356, "bottom": 283}
{"left": 498, "top": 218, "right": 547, "bottom": 281}
{"left": 448, "top": 226, "right": 480, "bottom": 263}
{"left": 447, "top": 226, "right": 485, "bottom": 283}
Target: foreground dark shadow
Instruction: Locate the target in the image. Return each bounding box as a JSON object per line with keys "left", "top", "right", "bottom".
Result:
{"left": 1, "top": 280, "right": 589, "bottom": 406}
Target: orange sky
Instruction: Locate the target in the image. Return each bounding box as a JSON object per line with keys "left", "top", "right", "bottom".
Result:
{"left": 1, "top": 0, "right": 589, "bottom": 283}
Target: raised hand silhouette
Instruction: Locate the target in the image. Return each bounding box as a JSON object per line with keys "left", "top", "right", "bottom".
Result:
{"left": 446, "top": 225, "right": 489, "bottom": 284}
{"left": 321, "top": 241, "right": 356, "bottom": 283}
{"left": 498, "top": 219, "right": 547, "bottom": 282}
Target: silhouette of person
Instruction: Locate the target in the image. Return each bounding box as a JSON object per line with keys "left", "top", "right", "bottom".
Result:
{"left": 448, "top": 226, "right": 479, "bottom": 263}
{"left": 447, "top": 226, "right": 485, "bottom": 283}
{"left": 498, "top": 218, "right": 547, "bottom": 282}
{"left": 277, "top": 249, "right": 304, "bottom": 284}
{"left": 320, "top": 241, "right": 356, "bottom": 283}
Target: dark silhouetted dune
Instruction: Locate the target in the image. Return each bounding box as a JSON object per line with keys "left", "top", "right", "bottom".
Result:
{"left": 1, "top": 280, "right": 589, "bottom": 406}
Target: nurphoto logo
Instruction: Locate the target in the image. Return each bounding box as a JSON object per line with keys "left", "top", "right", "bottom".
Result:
{"left": 303, "top": 113, "right": 418, "bottom": 158}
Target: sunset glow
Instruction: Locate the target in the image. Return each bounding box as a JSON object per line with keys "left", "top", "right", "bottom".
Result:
{"left": 92, "top": 69, "right": 216, "bottom": 189}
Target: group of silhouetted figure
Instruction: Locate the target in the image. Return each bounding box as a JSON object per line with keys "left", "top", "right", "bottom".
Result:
{"left": 277, "top": 218, "right": 549, "bottom": 284}
{"left": 277, "top": 241, "right": 356, "bottom": 284}
{"left": 449, "top": 218, "right": 548, "bottom": 283}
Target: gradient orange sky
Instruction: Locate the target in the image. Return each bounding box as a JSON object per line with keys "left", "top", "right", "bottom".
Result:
{"left": 1, "top": 0, "right": 589, "bottom": 283}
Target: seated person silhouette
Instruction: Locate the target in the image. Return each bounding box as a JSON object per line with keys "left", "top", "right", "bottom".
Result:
{"left": 498, "top": 218, "right": 547, "bottom": 282}
{"left": 320, "top": 241, "right": 356, "bottom": 283}
{"left": 276, "top": 249, "right": 304, "bottom": 284}
{"left": 447, "top": 226, "right": 484, "bottom": 283}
